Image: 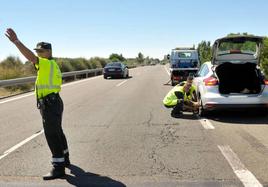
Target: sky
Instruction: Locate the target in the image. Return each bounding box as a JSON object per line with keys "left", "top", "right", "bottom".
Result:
{"left": 0, "top": 0, "right": 268, "bottom": 62}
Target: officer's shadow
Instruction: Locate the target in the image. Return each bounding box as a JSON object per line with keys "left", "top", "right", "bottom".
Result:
{"left": 65, "top": 164, "right": 126, "bottom": 187}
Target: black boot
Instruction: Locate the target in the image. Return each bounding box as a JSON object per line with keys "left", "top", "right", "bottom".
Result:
{"left": 64, "top": 154, "right": 70, "bottom": 167}
{"left": 43, "top": 166, "right": 65, "bottom": 180}
{"left": 171, "top": 101, "right": 183, "bottom": 118}
{"left": 171, "top": 110, "right": 183, "bottom": 118}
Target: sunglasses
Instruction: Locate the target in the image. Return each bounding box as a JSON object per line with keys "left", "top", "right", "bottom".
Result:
{"left": 36, "top": 50, "right": 47, "bottom": 53}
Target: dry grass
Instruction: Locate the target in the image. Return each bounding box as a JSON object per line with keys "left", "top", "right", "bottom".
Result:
{"left": 0, "top": 88, "right": 15, "bottom": 98}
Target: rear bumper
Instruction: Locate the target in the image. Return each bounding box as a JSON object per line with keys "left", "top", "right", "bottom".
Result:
{"left": 201, "top": 89, "right": 268, "bottom": 110}
{"left": 204, "top": 103, "right": 268, "bottom": 111}
{"left": 104, "top": 72, "right": 123, "bottom": 77}
{"left": 171, "top": 69, "right": 198, "bottom": 83}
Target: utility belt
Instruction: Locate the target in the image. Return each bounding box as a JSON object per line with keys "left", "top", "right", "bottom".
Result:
{"left": 37, "top": 93, "right": 60, "bottom": 110}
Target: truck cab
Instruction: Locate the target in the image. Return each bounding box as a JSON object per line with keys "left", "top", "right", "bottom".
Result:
{"left": 168, "top": 47, "right": 200, "bottom": 86}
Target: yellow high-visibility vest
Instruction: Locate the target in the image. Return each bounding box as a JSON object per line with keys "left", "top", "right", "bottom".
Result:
{"left": 163, "top": 81, "right": 196, "bottom": 107}
{"left": 35, "top": 57, "right": 62, "bottom": 99}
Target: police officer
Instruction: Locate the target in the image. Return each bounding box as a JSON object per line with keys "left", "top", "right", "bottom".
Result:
{"left": 163, "top": 76, "right": 199, "bottom": 117}
{"left": 5, "top": 28, "right": 70, "bottom": 180}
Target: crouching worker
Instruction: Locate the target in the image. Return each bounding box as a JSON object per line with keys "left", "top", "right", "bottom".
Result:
{"left": 163, "top": 76, "right": 199, "bottom": 117}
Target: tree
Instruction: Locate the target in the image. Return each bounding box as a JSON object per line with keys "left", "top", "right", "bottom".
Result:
{"left": 109, "top": 53, "right": 125, "bottom": 62}
{"left": 136, "top": 52, "right": 144, "bottom": 64}
{"left": 197, "top": 41, "right": 212, "bottom": 64}
{"left": 261, "top": 37, "right": 268, "bottom": 77}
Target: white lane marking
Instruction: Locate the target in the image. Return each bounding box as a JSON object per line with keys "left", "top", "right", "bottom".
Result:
{"left": 116, "top": 80, "right": 128, "bottom": 87}
{"left": 0, "top": 130, "right": 44, "bottom": 160}
{"left": 0, "top": 93, "right": 34, "bottom": 105}
{"left": 164, "top": 66, "right": 170, "bottom": 76}
{"left": 0, "top": 76, "right": 102, "bottom": 105}
{"left": 62, "top": 76, "right": 101, "bottom": 87}
{"left": 199, "top": 118, "right": 215, "bottom": 129}
{"left": 218, "top": 145, "right": 263, "bottom": 187}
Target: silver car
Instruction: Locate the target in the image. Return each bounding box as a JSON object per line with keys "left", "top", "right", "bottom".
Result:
{"left": 193, "top": 36, "right": 268, "bottom": 116}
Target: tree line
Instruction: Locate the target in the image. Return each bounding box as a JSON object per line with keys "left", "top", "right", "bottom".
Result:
{"left": 0, "top": 53, "right": 160, "bottom": 95}
{"left": 0, "top": 53, "right": 161, "bottom": 81}
{"left": 1, "top": 32, "right": 268, "bottom": 82}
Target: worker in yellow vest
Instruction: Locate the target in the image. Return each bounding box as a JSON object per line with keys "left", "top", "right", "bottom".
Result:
{"left": 163, "top": 76, "right": 199, "bottom": 117}
{"left": 6, "top": 28, "right": 69, "bottom": 180}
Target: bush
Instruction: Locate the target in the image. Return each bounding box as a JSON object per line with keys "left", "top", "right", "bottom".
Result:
{"left": 88, "top": 57, "right": 106, "bottom": 69}
{"left": 69, "top": 58, "right": 87, "bottom": 70}
{"left": 260, "top": 37, "right": 268, "bottom": 77}
{"left": 56, "top": 58, "right": 75, "bottom": 72}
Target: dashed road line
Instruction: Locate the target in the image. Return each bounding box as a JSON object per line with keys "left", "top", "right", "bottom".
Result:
{"left": 218, "top": 145, "right": 263, "bottom": 187}
{"left": 116, "top": 80, "right": 128, "bottom": 87}
{"left": 164, "top": 66, "right": 170, "bottom": 76}
{"left": 199, "top": 118, "right": 215, "bottom": 129}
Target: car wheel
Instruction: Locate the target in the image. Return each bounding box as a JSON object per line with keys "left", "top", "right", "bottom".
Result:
{"left": 198, "top": 99, "right": 207, "bottom": 117}
{"left": 104, "top": 75, "right": 107, "bottom": 79}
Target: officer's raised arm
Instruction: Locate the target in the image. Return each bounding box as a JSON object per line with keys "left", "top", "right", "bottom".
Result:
{"left": 5, "top": 28, "right": 38, "bottom": 64}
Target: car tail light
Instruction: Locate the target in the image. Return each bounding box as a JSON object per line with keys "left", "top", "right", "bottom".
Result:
{"left": 173, "top": 75, "right": 180, "bottom": 80}
{"left": 230, "top": 49, "right": 241, "bottom": 53}
{"left": 264, "top": 79, "right": 268, "bottom": 85}
{"left": 204, "top": 76, "right": 218, "bottom": 86}
{"left": 205, "top": 103, "right": 215, "bottom": 109}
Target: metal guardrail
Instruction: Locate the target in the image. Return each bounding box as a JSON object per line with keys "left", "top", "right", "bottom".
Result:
{"left": 0, "top": 68, "right": 103, "bottom": 87}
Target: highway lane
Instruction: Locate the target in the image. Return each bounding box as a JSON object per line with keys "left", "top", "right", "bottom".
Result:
{"left": 0, "top": 65, "right": 268, "bottom": 186}
{"left": 204, "top": 111, "right": 268, "bottom": 186}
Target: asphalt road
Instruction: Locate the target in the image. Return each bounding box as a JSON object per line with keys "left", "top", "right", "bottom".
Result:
{"left": 0, "top": 65, "right": 268, "bottom": 187}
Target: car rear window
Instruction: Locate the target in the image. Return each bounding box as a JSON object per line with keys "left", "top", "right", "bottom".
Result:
{"left": 106, "top": 63, "right": 122, "bottom": 67}
{"left": 218, "top": 41, "right": 257, "bottom": 55}
{"left": 177, "top": 52, "right": 193, "bottom": 58}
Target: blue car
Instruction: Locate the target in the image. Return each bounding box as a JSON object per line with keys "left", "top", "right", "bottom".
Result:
{"left": 103, "top": 62, "right": 129, "bottom": 79}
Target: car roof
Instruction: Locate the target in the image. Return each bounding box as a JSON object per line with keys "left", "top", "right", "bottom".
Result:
{"left": 214, "top": 35, "right": 263, "bottom": 44}
{"left": 212, "top": 35, "right": 263, "bottom": 65}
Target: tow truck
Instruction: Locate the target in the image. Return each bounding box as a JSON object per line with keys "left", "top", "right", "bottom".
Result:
{"left": 167, "top": 47, "right": 200, "bottom": 86}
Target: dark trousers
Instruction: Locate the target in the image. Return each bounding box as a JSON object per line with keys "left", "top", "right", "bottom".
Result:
{"left": 172, "top": 91, "right": 184, "bottom": 113}
{"left": 38, "top": 93, "right": 69, "bottom": 167}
